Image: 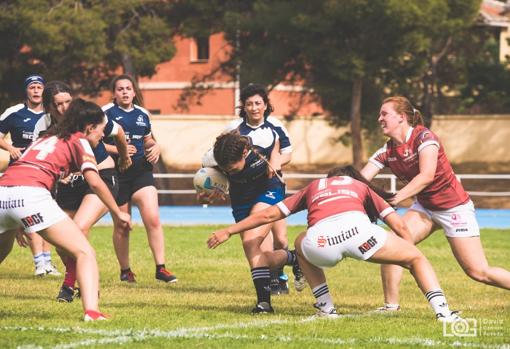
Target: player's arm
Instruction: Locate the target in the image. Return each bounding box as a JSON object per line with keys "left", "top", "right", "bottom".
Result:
{"left": 383, "top": 211, "right": 412, "bottom": 242}
{"left": 207, "top": 205, "right": 285, "bottom": 249}
{"left": 0, "top": 134, "right": 23, "bottom": 160}
{"left": 360, "top": 162, "right": 381, "bottom": 181}
{"left": 82, "top": 169, "right": 131, "bottom": 230}
{"left": 144, "top": 134, "right": 160, "bottom": 164}
{"left": 391, "top": 145, "right": 438, "bottom": 205}
{"left": 112, "top": 126, "right": 132, "bottom": 172}
{"left": 268, "top": 139, "right": 282, "bottom": 179}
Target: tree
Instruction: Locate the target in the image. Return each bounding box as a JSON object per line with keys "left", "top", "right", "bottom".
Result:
{"left": 0, "top": 0, "right": 175, "bottom": 109}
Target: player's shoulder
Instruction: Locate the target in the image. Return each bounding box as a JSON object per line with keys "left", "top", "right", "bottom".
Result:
{"left": 133, "top": 104, "right": 150, "bottom": 117}
{"left": 101, "top": 102, "right": 115, "bottom": 112}
{"left": 1, "top": 103, "right": 25, "bottom": 121}
{"left": 265, "top": 116, "right": 285, "bottom": 128}
{"left": 225, "top": 118, "right": 243, "bottom": 132}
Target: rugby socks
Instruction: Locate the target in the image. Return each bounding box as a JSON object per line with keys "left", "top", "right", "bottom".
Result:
{"left": 285, "top": 250, "right": 297, "bottom": 266}
{"left": 251, "top": 267, "right": 271, "bottom": 305}
{"left": 34, "top": 253, "right": 45, "bottom": 268}
{"left": 425, "top": 289, "right": 451, "bottom": 316}
{"left": 63, "top": 257, "right": 77, "bottom": 288}
{"left": 312, "top": 283, "right": 335, "bottom": 312}
{"left": 42, "top": 251, "right": 52, "bottom": 265}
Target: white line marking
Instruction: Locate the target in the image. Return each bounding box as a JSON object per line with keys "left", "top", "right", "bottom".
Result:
{"left": 3, "top": 317, "right": 508, "bottom": 349}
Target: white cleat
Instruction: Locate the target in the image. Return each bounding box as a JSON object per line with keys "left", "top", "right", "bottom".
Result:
{"left": 373, "top": 303, "right": 401, "bottom": 313}
{"left": 45, "top": 263, "right": 62, "bottom": 276}
{"left": 313, "top": 303, "right": 340, "bottom": 319}
{"left": 84, "top": 310, "right": 109, "bottom": 322}
{"left": 436, "top": 311, "right": 464, "bottom": 323}
{"left": 34, "top": 264, "right": 47, "bottom": 277}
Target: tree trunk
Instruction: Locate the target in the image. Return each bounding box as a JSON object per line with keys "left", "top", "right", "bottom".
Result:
{"left": 350, "top": 77, "right": 364, "bottom": 169}
{"left": 122, "top": 52, "right": 138, "bottom": 78}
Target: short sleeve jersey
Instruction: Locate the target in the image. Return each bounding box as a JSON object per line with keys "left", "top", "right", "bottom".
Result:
{"left": 0, "top": 104, "right": 46, "bottom": 149}
{"left": 225, "top": 116, "right": 292, "bottom": 154}
{"left": 102, "top": 103, "right": 151, "bottom": 160}
{"left": 93, "top": 117, "right": 120, "bottom": 164}
{"left": 0, "top": 132, "right": 98, "bottom": 191}
{"left": 368, "top": 125, "right": 469, "bottom": 210}
{"left": 277, "top": 176, "right": 394, "bottom": 227}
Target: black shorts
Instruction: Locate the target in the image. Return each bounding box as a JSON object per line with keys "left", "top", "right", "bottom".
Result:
{"left": 116, "top": 158, "right": 155, "bottom": 206}
{"left": 56, "top": 168, "right": 119, "bottom": 211}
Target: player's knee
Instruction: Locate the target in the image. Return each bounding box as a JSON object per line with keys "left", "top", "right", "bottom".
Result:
{"left": 465, "top": 266, "right": 490, "bottom": 283}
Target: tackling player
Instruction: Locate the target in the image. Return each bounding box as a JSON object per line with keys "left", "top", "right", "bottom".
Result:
{"left": 361, "top": 96, "right": 510, "bottom": 312}
{"left": 207, "top": 166, "right": 464, "bottom": 322}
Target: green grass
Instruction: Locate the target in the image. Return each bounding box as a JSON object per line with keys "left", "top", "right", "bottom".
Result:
{"left": 0, "top": 225, "right": 509, "bottom": 348}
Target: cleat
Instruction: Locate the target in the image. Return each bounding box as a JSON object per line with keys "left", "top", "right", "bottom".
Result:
{"left": 45, "top": 263, "right": 62, "bottom": 276}
{"left": 270, "top": 278, "right": 282, "bottom": 295}
{"left": 84, "top": 310, "right": 109, "bottom": 322}
{"left": 56, "top": 285, "right": 75, "bottom": 303}
{"left": 374, "top": 303, "right": 401, "bottom": 312}
{"left": 74, "top": 287, "right": 81, "bottom": 299}
{"left": 251, "top": 302, "right": 274, "bottom": 314}
{"left": 290, "top": 250, "right": 306, "bottom": 292}
{"left": 278, "top": 272, "right": 289, "bottom": 294}
{"left": 120, "top": 270, "right": 136, "bottom": 283}
{"left": 436, "top": 310, "right": 464, "bottom": 323}
{"left": 313, "top": 303, "right": 340, "bottom": 319}
{"left": 34, "top": 264, "right": 46, "bottom": 277}
{"left": 155, "top": 268, "right": 178, "bottom": 283}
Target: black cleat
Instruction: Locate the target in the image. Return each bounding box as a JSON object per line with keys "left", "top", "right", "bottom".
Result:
{"left": 251, "top": 302, "right": 274, "bottom": 314}
{"left": 56, "top": 285, "right": 75, "bottom": 303}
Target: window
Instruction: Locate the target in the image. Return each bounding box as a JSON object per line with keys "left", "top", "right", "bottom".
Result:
{"left": 191, "top": 36, "right": 210, "bottom": 63}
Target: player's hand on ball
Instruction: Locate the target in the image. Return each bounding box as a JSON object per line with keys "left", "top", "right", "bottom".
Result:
{"left": 197, "top": 189, "right": 225, "bottom": 204}
{"left": 207, "top": 230, "right": 230, "bottom": 249}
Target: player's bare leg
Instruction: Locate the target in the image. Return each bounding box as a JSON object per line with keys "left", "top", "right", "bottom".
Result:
{"left": 448, "top": 236, "right": 510, "bottom": 289}
{"left": 379, "top": 209, "right": 434, "bottom": 310}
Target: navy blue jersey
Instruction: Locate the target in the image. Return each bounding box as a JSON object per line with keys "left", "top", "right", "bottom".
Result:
{"left": 227, "top": 147, "right": 281, "bottom": 206}
{"left": 226, "top": 116, "right": 292, "bottom": 155}
{"left": 0, "top": 103, "right": 46, "bottom": 149}
{"left": 102, "top": 103, "right": 151, "bottom": 160}
{"left": 93, "top": 117, "right": 119, "bottom": 164}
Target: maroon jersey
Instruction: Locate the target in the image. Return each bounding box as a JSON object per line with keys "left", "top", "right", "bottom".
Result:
{"left": 0, "top": 132, "right": 98, "bottom": 191}
{"left": 277, "top": 176, "right": 394, "bottom": 227}
{"left": 369, "top": 125, "right": 469, "bottom": 210}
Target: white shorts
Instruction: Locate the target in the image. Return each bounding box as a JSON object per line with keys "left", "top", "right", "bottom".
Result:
{"left": 0, "top": 186, "right": 67, "bottom": 234}
{"left": 301, "top": 211, "right": 388, "bottom": 268}
{"left": 409, "top": 200, "right": 480, "bottom": 238}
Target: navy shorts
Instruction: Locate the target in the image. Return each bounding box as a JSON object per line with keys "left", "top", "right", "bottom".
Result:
{"left": 56, "top": 168, "right": 119, "bottom": 211}
{"left": 116, "top": 158, "right": 155, "bottom": 206}
{"left": 232, "top": 185, "right": 285, "bottom": 222}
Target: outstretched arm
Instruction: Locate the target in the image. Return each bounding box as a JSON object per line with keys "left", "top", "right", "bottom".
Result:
{"left": 384, "top": 211, "right": 412, "bottom": 242}
{"left": 207, "top": 205, "right": 285, "bottom": 248}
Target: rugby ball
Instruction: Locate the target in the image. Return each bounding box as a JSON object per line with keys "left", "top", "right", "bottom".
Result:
{"left": 193, "top": 167, "right": 229, "bottom": 194}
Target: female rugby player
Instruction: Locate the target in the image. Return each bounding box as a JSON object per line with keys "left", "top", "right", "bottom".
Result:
{"left": 207, "top": 166, "right": 464, "bottom": 323}
{"left": 360, "top": 96, "right": 510, "bottom": 312}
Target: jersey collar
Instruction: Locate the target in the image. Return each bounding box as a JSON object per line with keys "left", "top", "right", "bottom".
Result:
{"left": 405, "top": 127, "right": 414, "bottom": 143}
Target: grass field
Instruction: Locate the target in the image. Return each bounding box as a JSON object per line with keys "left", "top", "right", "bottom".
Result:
{"left": 0, "top": 225, "right": 509, "bottom": 348}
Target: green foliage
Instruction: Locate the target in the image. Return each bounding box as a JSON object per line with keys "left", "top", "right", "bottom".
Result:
{"left": 0, "top": 225, "right": 508, "bottom": 348}
{"left": 0, "top": 0, "right": 175, "bottom": 109}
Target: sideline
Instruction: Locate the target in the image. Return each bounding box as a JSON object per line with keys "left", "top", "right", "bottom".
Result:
{"left": 97, "top": 206, "right": 510, "bottom": 228}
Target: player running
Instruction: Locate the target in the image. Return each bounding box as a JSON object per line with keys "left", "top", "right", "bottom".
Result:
{"left": 0, "top": 98, "right": 131, "bottom": 321}
{"left": 207, "top": 166, "right": 464, "bottom": 322}
{"left": 360, "top": 96, "right": 510, "bottom": 312}
{"left": 201, "top": 130, "right": 300, "bottom": 314}
{"left": 224, "top": 83, "right": 293, "bottom": 294}
{"left": 103, "top": 74, "right": 177, "bottom": 284}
